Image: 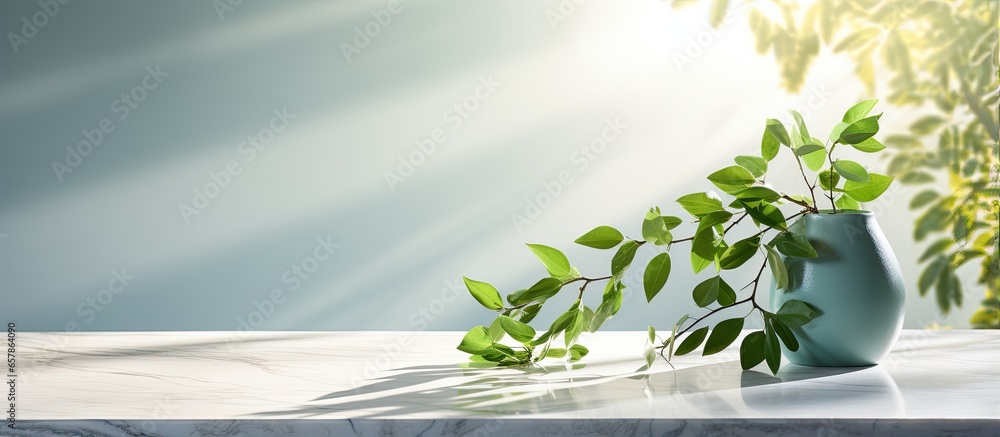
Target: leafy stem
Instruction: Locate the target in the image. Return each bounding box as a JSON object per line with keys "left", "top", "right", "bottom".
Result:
{"left": 781, "top": 195, "right": 817, "bottom": 212}
{"left": 793, "top": 152, "right": 820, "bottom": 209}
{"left": 456, "top": 100, "right": 891, "bottom": 374}
{"left": 828, "top": 144, "right": 838, "bottom": 213}
{"left": 659, "top": 258, "right": 768, "bottom": 349}
{"left": 563, "top": 275, "right": 612, "bottom": 288}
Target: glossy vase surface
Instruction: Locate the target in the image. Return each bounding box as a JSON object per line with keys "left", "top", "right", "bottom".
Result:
{"left": 771, "top": 211, "right": 905, "bottom": 366}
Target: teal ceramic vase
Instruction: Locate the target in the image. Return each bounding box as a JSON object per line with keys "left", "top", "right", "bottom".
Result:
{"left": 770, "top": 211, "right": 905, "bottom": 366}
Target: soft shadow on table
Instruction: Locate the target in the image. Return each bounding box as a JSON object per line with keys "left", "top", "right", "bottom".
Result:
{"left": 27, "top": 333, "right": 321, "bottom": 372}
{"left": 249, "top": 358, "right": 892, "bottom": 419}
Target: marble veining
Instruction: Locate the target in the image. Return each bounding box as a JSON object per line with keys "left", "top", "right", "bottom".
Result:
{"left": 8, "top": 330, "right": 1000, "bottom": 436}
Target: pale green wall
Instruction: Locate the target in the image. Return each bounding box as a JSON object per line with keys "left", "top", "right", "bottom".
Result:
{"left": 0, "top": 0, "right": 978, "bottom": 332}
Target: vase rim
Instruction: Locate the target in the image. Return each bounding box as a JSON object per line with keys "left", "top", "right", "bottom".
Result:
{"left": 812, "top": 209, "right": 873, "bottom": 215}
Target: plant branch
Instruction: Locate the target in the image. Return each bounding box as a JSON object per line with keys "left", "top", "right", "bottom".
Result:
{"left": 725, "top": 212, "right": 750, "bottom": 233}
{"left": 793, "top": 153, "right": 820, "bottom": 208}
{"left": 828, "top": 144, "right": 838, "bottom": 213}
{"left": 669, "top": 212, "right": 750, "bottom": 245}
{"left": 656, "top": 257, "right": 770, "bottom": 353}
{"left": 664, "top": 295, "right": 753, "bottom": 345}
{"left": 503, "top": 274, "right": 613, "bottom": 312}
{"left": 656, "top": 207, "right": 809, "bottom": 352}
{"left": 563, "top": 275, "right": 612, "bottom": 286}
{"left": 781, "top": 195, "right": 816, "bottom": 211}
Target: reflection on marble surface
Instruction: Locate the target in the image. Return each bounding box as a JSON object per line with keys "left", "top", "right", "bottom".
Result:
{"left": 10, "top": 330, "right": 1000, "bottom": 436}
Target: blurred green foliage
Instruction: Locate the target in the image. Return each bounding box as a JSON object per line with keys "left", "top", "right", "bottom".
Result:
{"left": 691, "top": 0, "right": 999, "bottom": 326}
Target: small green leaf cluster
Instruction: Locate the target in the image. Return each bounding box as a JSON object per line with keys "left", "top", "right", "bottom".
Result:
{"left": 458, "top": 101, "right": 894, "bottom": 374}
{"left": 723, "top": 0, "right": 998, "bottom": 327}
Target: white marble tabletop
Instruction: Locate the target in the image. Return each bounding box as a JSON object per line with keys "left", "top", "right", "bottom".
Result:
{"left": 8, "top": 330, "right": 1000, "bottom": 436}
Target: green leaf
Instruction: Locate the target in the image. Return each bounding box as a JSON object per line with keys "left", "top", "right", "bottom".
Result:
{"left": 761, "top": 124, "right": 780, "bottom": 161}
{"left": 703, "top": 318, "right": 744, "bottom": 355}
{"left": 677, "top": 192, "right": 725, "bottom": 218}
{"left": 611, "top": 282, "right": 625, "bottom": 314}
{"left": 909, "top": 190, "right": 940, "bottom": 209}
{"left": 749, "top": 9, "right": 772, "bottom": 53}
{"left": 734, "top": 186, "right": 781, "bottom": 203}
{"left": 488, "top": 316, "right": 505, "bottom": 342}
{"left": 643, "top": 252, "right": 671, "bottom": 302}
{"left": 564, "top": 307, "right": 585, "bottom": 347}
{"left": 919, "top": 255, "right": 948, "bottom": 297}
{"left": 591, "top": 282, "right": 624, "bottom": 332}
{"left": 775, "top": 299, "right": 820, "bottom": 327}
{"left": 851, "top": 137, "right": 886, "bottom": 153}
{"left": 692, "top": 226, "right": 725, "bottom": 261}
{"left": 771, "top": 231, "right": 818, "bottom": 258}
{"left": 482, "top": 343, "right": 517, "bottom": 363}
{"left": 910, "top": 115, "right": 947, "bottom": 136}
{"left": 919, "top": 238, "right": 953, "bottom": 263}
{"left": 788, "top": 109, "right": 811, "bottom": 143}
{"left": 818, "top": 169, "right": 840, "bottom": 191}
{"left": 506, "top": 288, "right": 527, "bottom": 306}
{"left": 801, "top": 146, "right": 827, "bottom": 172}
{"left": 832, "top": 160, "right": 870, "bottom": 182}
{"left": 691, "top": 251, "right": 713, "bottom": 274}
{"left": 735, "top": 155, "right": 768, "bottom": 178}
{"left": 661, "top": 216, "right": 683, "bottom": 230}
{"left": 766, "top": 118, "right": 791, "bottom": 146}
{"left": 765, "top": 246, "right": 788, "bottom": 290}
{"left": 498, "top": 315, "right": 536, "bottom": 343}
{"left": 768, "top": 317, "right": 799, "bottom": 352}
{"left": 519, "top": 304, "right": 542, "bottom": 323}
{"left": 692, "top": 276, "right": 720, "bottom": 307}
{"left": 833, "top": 26, "right": 880, "bottom": 52}
{"left": 716, "top": 278, "right": 737, "bottom": 306}
{"left": 667, "top": 314, "right": 689, "bottom": 360}
{"left": 973, "top": 231, "right": 995, "bottom": 251}
{"left": 510, "top": 277, "right": 563, "bottom": 306}
{"left": 674, "top": 326, "right": 708, "bottom": 356}
{"left": 719, "top": 236, "right": 761, "bottom": 270}
{"left": 526, "top": 244, "right": 572, "bottom": 278}
{"left": 842, "top": 99, "right": 878, "bottom": 124}
{"left": 740, "top": 331, "right": 766, "bottom": 370}
{"left": 642, "top": 209, "right": 673, "bottom": 246}
{"left": 764, "top": 324, "right": 781, "bottom": 374}
{"left": 935, "top": 266, "right": 957, "bottom": 314}
{"left": 741, "top": 201, "right": 787, "bottom": 230}
{"left": 900, "top": 171, "right": 935, "bottom": 184}
{"left": 843, "top": 173, "right": 893, "bottom": 202}
{"left": 531, "top": 304, "right": 579, "bottom": 346}
{"left": 696, "top": 210, "right": 734, "bottom": 235}
{"left": 884, "top": 134, "right": 921, "bottom": 149}
{"left": 914, "top": 204, "right": 951, "bottom": 241}
{"left": 544, "top": 348, "right": 567, "bottom": 359}
{"left": 643, "top": 342, "right": 656, "bottom": 368}
{"left": 457, "top": 326, "right": 494, "bottom": 354}
{"left": 611, "top": 240, "right": 640, "bottom": 280}
{"left": 466, "top": 354, "right": 495, "bottom": 364}
{"left": 829, "top": 122, "right": 850, "bottom": 144}
{"left": 835, "top": 195, "right": 862, "bottom": 210}
{"left": 568, "top": 344, "right": 589, "bottom": 361}
{"left": 839, "top": 115, "right": 881, "bottom": 144}
{"left": 707, "top": 166, "right": 756, "bottom": 192}
{"left": 708, "top": 0, "right": 729, "bottom": 27}
{"left": 463, "top": 277, "right": 504, "bottom": 310}
{"left": 589, "top": 291, "right": 616, "bottom": 332}
{"left": 795, "top": 143, "right": 825, "bottom": 156}
{"left": 575, "top": 225, "right": 625, "bottom": 250}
